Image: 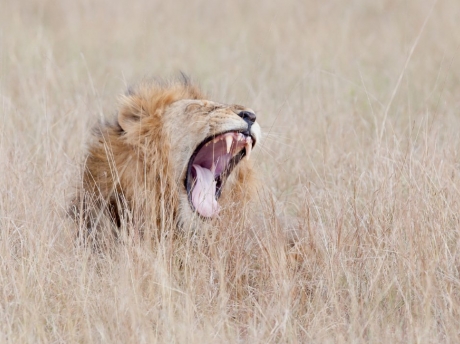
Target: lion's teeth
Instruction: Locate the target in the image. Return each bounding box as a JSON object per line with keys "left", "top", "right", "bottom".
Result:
{"left": 245, "top": 142, "right": 252, "bottom": 160}
{"left": 225, "top": 135, "right": 233, "bottom": 154}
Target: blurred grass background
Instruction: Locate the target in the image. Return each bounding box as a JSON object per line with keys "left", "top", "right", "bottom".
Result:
{"left": 1, "top": 0, "right": 460, "bottom": 342}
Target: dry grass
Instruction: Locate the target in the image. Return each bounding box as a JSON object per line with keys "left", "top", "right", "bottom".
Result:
{"left": 1, "top": 0, "right": 460, "bottom": 342}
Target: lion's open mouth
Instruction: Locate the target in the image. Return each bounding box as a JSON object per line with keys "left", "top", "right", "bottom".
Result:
{"left": 185, "top": 131, "right": 255, "bottom": 218}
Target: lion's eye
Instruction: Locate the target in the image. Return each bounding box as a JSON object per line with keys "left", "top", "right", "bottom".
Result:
{"left": 189, "top": 104, "right": 221, "bottom": 116}
{"left": 185, "top": 103, "right": 202, "bottom": 112}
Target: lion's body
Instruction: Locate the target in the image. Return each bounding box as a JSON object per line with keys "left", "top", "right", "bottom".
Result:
{"left": 71, "top": 80, "right": 261, "bottom": 242}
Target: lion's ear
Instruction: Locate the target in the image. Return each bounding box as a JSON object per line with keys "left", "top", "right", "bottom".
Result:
{"left": 117, "top": 95, "right": 145, "bottom": 132}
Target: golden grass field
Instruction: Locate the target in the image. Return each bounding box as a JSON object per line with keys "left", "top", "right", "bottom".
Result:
{"left": 1, "top": 0, "right": 460, "bottom": 342}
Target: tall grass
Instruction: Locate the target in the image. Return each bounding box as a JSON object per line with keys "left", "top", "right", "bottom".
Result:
{"left": 1, "top": 0, "right": 460, "bottom": 342}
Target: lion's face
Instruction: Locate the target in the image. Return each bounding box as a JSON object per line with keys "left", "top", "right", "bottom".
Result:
{"left": 162, "top": 99, "right": 261, "bottom": 226}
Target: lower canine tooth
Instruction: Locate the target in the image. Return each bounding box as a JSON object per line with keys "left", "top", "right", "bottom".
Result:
{"left": 225, "top": 135, "right": 233, "bottom": 154}
{"left": 245, "top": 142, "right": 252, "bottom": 160}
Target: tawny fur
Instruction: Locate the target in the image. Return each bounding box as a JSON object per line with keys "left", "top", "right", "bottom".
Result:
{"left": 71, "top": 79, "right": 260, "bottom": 243}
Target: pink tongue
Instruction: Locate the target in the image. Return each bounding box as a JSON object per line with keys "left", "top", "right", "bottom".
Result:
{"left": 191, "top": 165, "right": 220, "bottom": 218}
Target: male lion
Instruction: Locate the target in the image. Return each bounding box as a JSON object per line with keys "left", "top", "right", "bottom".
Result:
{"left": 71, "top": 79, "right": 261, "bottom": 242}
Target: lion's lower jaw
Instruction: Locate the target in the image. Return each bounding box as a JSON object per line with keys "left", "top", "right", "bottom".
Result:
{"left": 177, "top": 193, "right": 209, "bottom": 232}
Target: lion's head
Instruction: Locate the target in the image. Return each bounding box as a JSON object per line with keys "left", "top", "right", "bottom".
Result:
{"left": 73, "top": 79, "right": 261, "bottom": 238}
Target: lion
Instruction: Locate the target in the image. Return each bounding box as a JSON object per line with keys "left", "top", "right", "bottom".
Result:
{"left": 71, "top": 78, "right": 261, "bottom": 243}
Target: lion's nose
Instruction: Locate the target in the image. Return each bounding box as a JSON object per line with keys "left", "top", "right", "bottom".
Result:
{"left": 238, "top": 111, "right": 256, "bottom": 124}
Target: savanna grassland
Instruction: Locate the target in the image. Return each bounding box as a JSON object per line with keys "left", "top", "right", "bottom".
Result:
{"left": 1, "top": 0, "right": 460, "bottom": 342}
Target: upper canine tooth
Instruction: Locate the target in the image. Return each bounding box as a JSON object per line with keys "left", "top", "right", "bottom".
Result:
{"left": 225, "top": 135, "right": 233, "bottom": 154}
{"left": 245, "top": 142, "right": 252, "bottom": 160}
